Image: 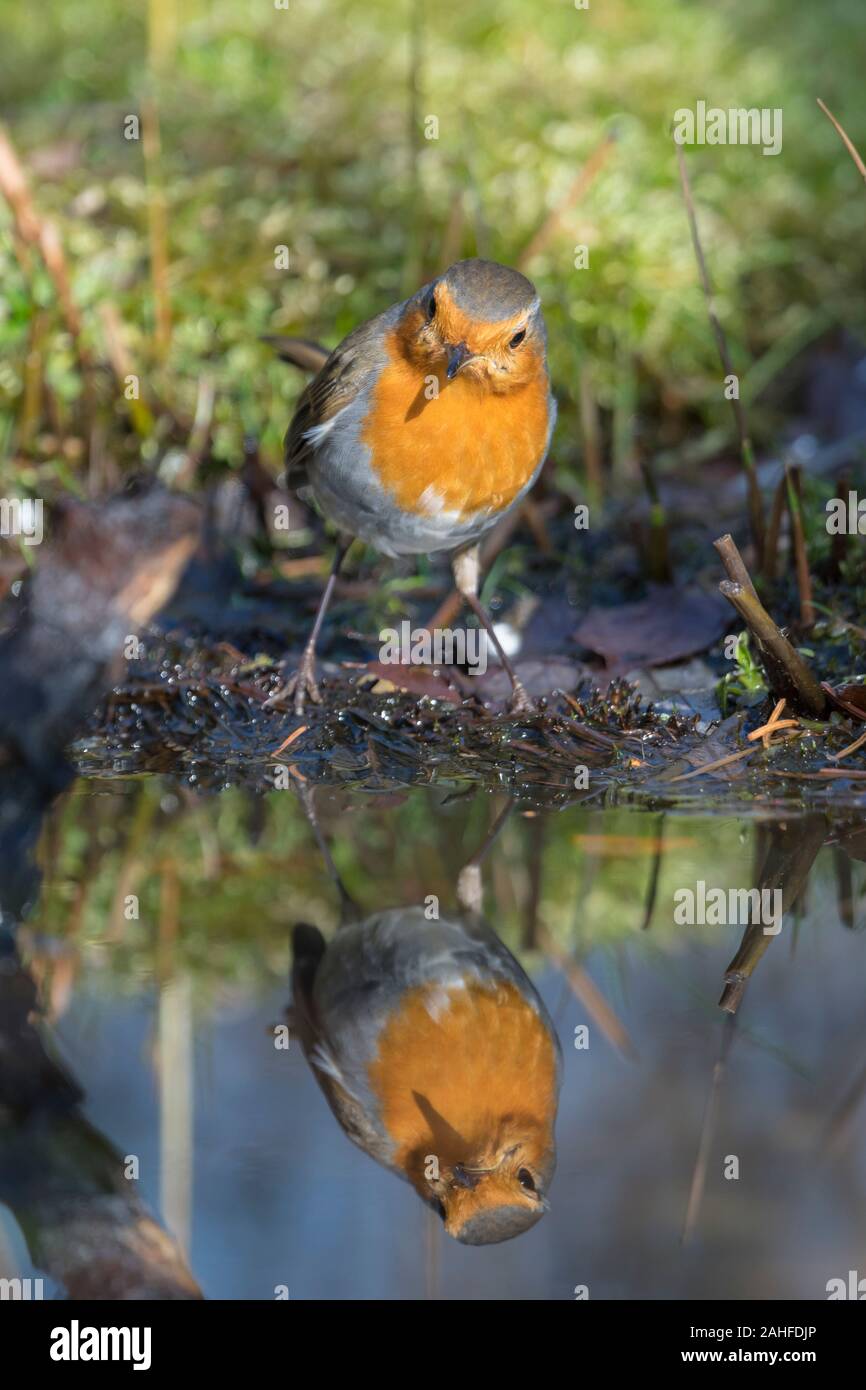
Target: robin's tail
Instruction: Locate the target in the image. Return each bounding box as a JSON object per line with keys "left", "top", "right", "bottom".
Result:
{"left": 292, "top": 923, "right": 326, "bottom": 980}
{"left": 288, "top": 923, "right": 327, "bottom": 1048}
{"left": 261, "top": 336, "right": 329, "bottom": 373}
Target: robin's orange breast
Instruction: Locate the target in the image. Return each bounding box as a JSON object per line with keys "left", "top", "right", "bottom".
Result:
{"left": 366, "top": 979, "right": 559, "bottom": 1177}
{"left": 360, "top": 331, "right": 551, "bottom": 521}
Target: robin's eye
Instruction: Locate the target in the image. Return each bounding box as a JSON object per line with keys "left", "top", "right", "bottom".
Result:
{"left": 509, "top": 328, "right": 527, "bottom": 348}
{"left": 517, "top": 1168, "right": 536, "bottom": 1193}
{"left": 426, "top": 293, "right": 436, "bottom": 321}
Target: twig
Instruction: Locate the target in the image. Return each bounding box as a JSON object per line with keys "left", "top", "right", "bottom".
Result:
{"left": 639, "top": 454, "right": 673, "bottom": 583}
{"left": 829, "top": 472, "right": 850, "bottom": 581}
{"left": 98, "top": 301, "right": 156, "bottom": 437}
{"left": 763, "top": 474, "right": 787, "bottom": 583}
{"left": 667, "top": 746, "right": 757, "bottom": 783}
{"left": 141, "top": 94, "right": 172, "bottom": 357}
{"left": 578, "top": 363, "right": 604, "bottom": 498}
{"left": 785, "top": 464, "right": 814, "bottom": 626}
{"left": 746, "top": 699, "right": 799, "bottom": 744}
{"left": 273, "top": 725, "right": 308, "bottom": 756}
{"left": 817, "top": 98, "right": 866, "bottom": 186}
{"left": 811, "top": 603, "right": 866, "bottom": 641}
{"left": 518, "top": 131, "right": 616, "bottom": 269}
{"left": 681, "top": 1013, "right": 737, "bottom": 1245}
{"left": 0, "top": 125, "right": 93, "bottom": 374}
{"left": 828, "top": 729, "right": 866, "bottom": 762}
{"left": 540, "top": 928, "right": 636, "bottom": 1060}
{"left": 676, "top": 145, "right": 764, "bottom": 563}
{"left": 640, "top": 815, "right": 665, "bottom": 930}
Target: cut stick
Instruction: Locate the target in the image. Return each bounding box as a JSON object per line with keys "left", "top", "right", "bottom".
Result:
{"left": 714, "top": 532, "right": 758, "bottom": 598}
{"left": 719, "top": 581, "right": 827, "bottom": 716}
{"left": 718, "top": 816, "right": 826, "bottom": 1011}
{"left": 715, "top": 534, "right": 828, "bottom": 716}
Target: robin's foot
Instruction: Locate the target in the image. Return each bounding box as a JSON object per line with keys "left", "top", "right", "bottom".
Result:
{"left": 506, "top": 678, "right": 535, "bottom": 717}
{"left": 268, "top": 647, "right": 321, "bottom": 717}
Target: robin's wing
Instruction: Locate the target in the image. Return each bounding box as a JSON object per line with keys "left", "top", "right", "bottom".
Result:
{"left": 317, "top": 908, "right": 564, "bottom": 1094}
{"left": 290, "top": 924, "right": 395, "bottom": 1168}
{"left": 283, "top": 306, "right": 400, "bottom": 488}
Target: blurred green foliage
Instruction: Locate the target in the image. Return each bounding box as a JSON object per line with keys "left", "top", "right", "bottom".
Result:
{"left": 1, "top": 0, "right": 865, "bottom": 494}
{"left": 35, "top": 778, "right": 774, "bottom": 1002}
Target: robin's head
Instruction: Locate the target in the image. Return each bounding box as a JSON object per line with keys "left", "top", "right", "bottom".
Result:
{"left": 397, "top": 258, "right": 547, "bottom": 393}
{"left": 422, "top": 1130, "right": 556, "bottom": 1245}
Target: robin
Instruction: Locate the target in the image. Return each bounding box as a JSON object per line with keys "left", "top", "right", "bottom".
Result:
{"left": 274, "top": 258, "right": 556, "bottom": 715}
{"left": 290, "top": 803, "right": 562, "bottom": 1245}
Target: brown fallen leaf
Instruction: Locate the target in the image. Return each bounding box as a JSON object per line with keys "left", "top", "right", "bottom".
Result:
{"left": 359, "top": 662, "right": 463, "bottom": 703}
{"left": 823, "top": 681, "right": 866, "bottom": 722}
{"left": 575, "top": 587, "right": 729, "bottom": 674}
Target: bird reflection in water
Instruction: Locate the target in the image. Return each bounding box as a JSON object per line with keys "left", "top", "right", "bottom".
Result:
{"left": 290, "top": 798, "right": 562, "bottom": 1244}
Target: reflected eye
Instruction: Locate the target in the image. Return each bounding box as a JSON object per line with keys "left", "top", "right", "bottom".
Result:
{"left": 426, "top": 293, "right": 436, "bottom": 321}
{"left": 509, "top": 328, "right": 526, "bottom": 348}
{"left": 517, "top": 1168, "right": 536, "bottom": 1193}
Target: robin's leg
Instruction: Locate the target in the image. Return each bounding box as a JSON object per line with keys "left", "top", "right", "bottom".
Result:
{"left": 293, "top": 777, "right": 359, "bottom": 923}
{"left": 456, "top": 798, "right": 514, "bottom": 912}
{"left": 270, "top": 537, "right": 351, "bottom": 716}
{"left": 451, "top": 546, "right": 534, "bottom": 715}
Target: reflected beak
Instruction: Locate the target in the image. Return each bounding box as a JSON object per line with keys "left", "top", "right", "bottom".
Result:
{"left": 445, "top": 341, "right": 471, "bottom": 380}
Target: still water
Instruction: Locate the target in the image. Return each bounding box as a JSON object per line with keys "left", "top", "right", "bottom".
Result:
{"left": 2, "top": 778, "right": 865, "bottom": 1300}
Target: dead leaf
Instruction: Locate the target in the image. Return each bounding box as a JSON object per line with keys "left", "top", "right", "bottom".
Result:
{"left": 575, "top": 588, "right": 729, "bottom": 674}
{"left": 360, "top": 662, "right": 463, "bottom": 703}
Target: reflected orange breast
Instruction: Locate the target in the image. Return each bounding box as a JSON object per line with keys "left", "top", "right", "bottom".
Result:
{"left": 367, "top": 980, "right": 558, "bottom": 1173}
{"left": 361, "top": 333, "right": 551, "bottom": 520}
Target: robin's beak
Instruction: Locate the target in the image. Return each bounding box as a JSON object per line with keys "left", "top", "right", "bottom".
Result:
{"left": 445, "top": 341, "right": 471, "bottom": 380}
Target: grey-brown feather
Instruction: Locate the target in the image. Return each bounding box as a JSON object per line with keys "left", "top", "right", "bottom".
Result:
{"left": 283, "top": 303, "right": 403, "bottom": 488}
{"left": 443, "top": 258, "right": 538, "bottom": 322}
